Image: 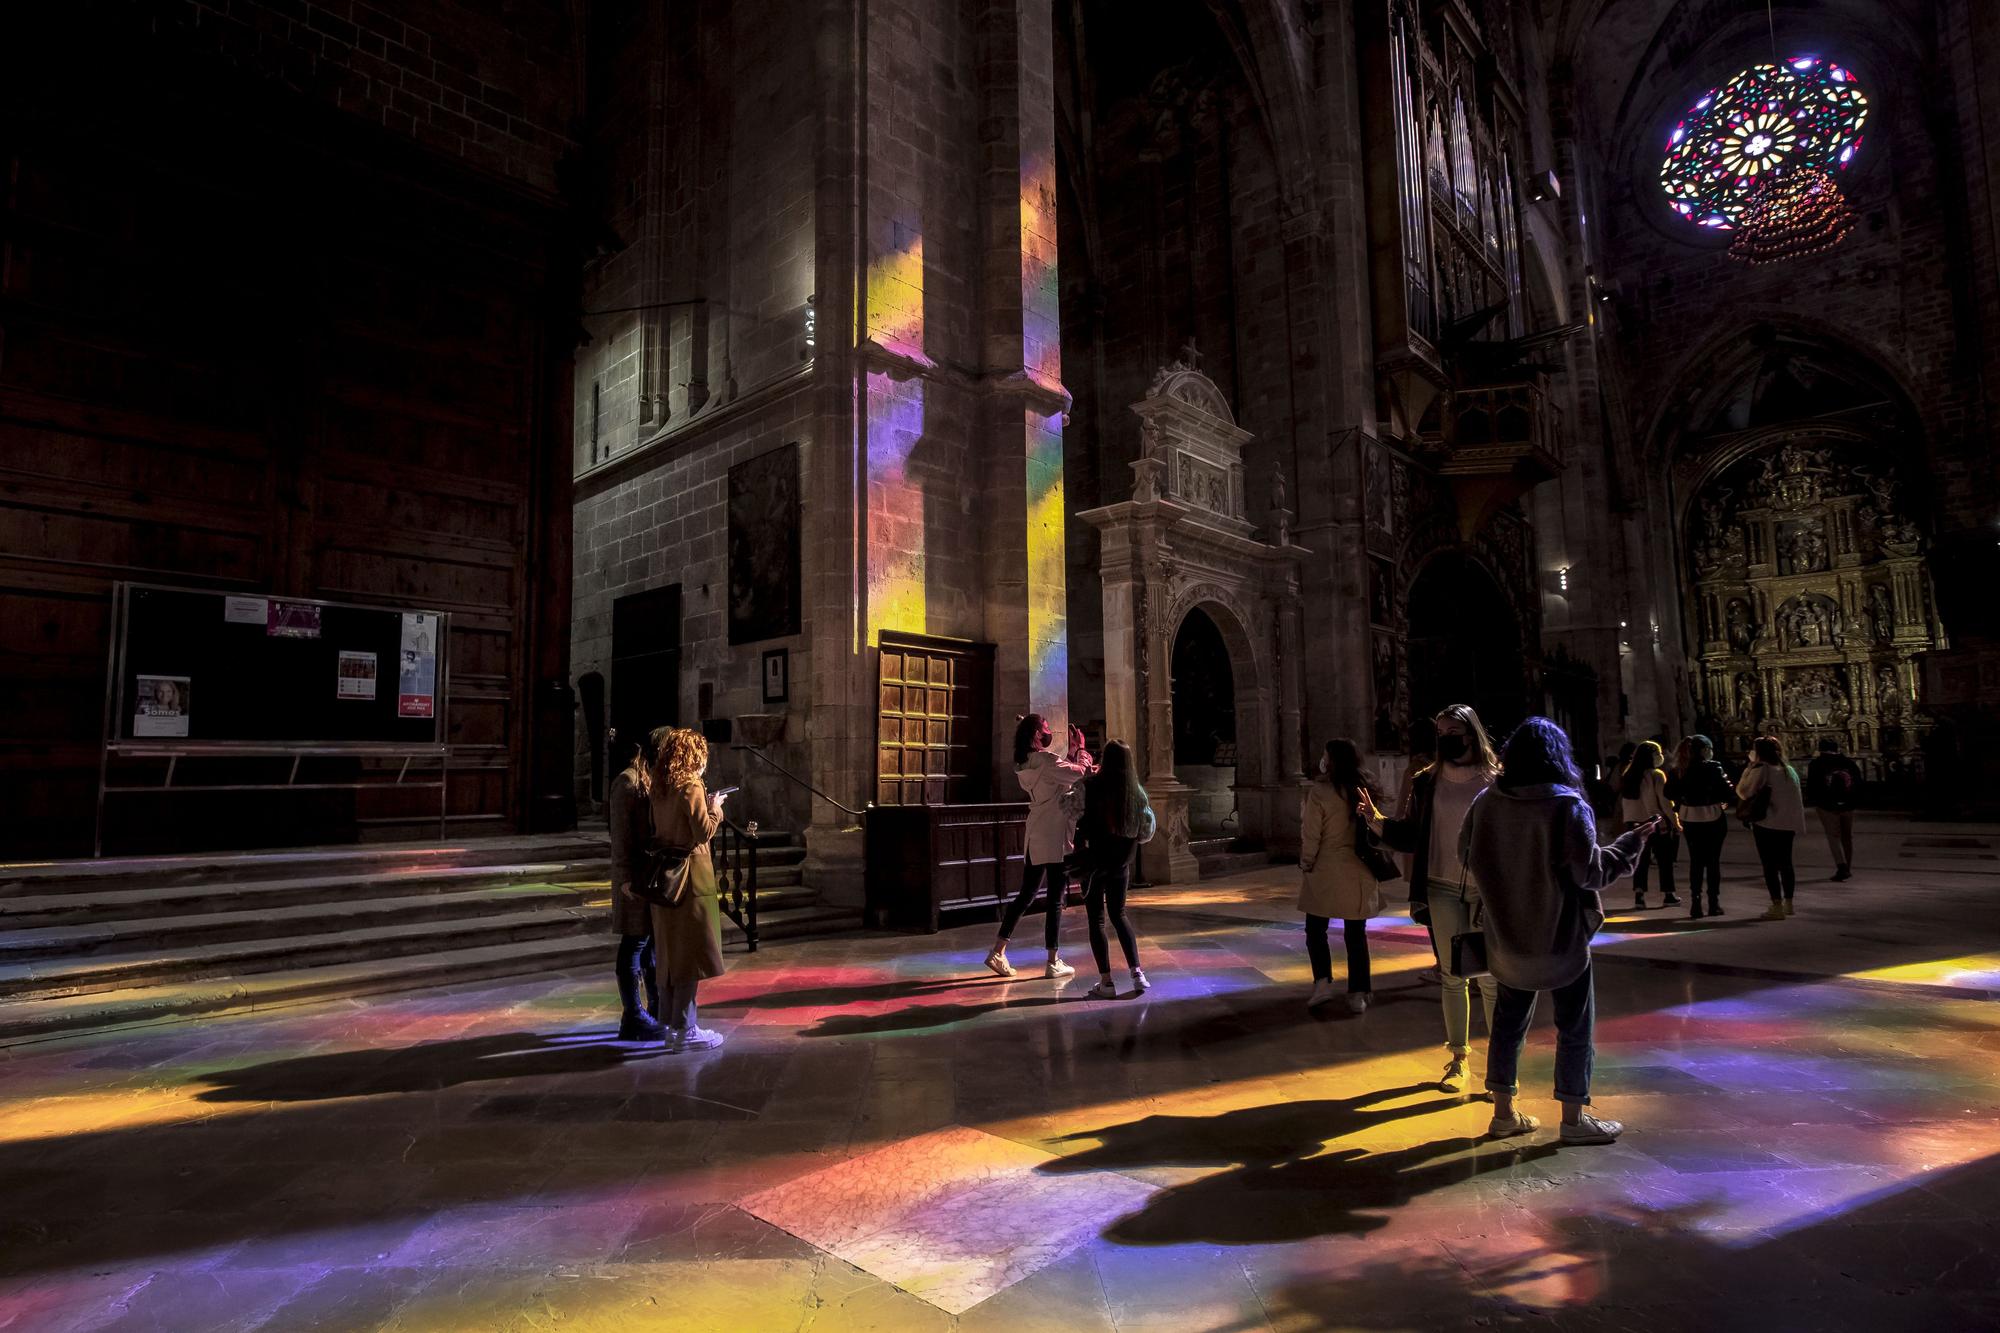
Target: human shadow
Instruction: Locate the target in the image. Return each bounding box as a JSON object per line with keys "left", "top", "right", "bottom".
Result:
{"left": 193, "top": 1031, "right": 649, "bottom": 1103}
{"left": 800, "top": 995, "right": 1074, "bottom": 1038}
{"left": 1045, "top": 1083, "right": 1556, "bottom": 1245}
{"left": 1039, "top": 1083, "right": 1450, "bottom": 1174}
{"left": 703, "top": 975, "right": 1011, "bottom": 1011}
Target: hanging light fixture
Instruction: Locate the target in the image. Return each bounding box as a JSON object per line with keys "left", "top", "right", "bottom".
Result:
{"left": 1728, "top": 164, "right": 1856, "bottom": 264}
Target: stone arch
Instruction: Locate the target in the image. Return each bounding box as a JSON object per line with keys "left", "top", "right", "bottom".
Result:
{"left": 1163, "top": 593, "right": 1272, "bottom": 846}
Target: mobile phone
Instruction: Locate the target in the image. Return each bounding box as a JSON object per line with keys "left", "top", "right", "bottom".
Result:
{"left": 711, "top": 786, "right": 739, "bottom": 798}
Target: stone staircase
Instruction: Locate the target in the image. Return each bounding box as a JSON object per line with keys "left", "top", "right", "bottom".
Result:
{"left": 1191, "top": 835, "right": 1270, "bottom": 879}
{"left": 0, "top": 825, "right": 853, "bottom": 1045}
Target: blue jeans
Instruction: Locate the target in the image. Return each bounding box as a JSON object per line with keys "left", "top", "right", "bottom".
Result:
{"left": 1485, "top": 962, "right": 1596, "bottom": 1107}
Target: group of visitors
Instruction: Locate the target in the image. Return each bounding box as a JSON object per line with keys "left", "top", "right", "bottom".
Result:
{"left": 599, "top": 700, "right": 1870, "bottom": 1142}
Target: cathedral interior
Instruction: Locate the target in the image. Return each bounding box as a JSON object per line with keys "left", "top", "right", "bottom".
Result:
{"left": 3, "top": 2, "right": 2000, "bottom": 1329}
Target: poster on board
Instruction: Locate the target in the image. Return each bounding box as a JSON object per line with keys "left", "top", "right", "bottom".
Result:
{"left": 133, "top": 675, "right": 191, "bottom": 738}
{"left": 268, "top": 601, "right": 322, "bottom": 639}
{"left": 224, "top": 596, "right": 268, "bottom": 625}
{"left": 337, "top": 651, "right": 378, "bottom": 700}
{"left": 398, "top": 612, "right": 438, "bottom": 719}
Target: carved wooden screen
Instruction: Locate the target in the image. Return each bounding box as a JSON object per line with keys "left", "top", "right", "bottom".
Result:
{"left": 875, "top": 633, "right": 994, "bottom": 807}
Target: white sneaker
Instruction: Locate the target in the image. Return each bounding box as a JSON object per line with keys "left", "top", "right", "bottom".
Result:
{"left": 1487, "top": 1110, "right": 1541, "bottom": 1138}
{"left": 1440, "top": 1059, "right": 1469, "bottom": 1093}
{"left": 1087, "top": 977, "right": 1117, "bottom": 999}
{"left": 1345, "top": 992, "right": 1369, "bottom": 1015}
{"left": 1130, "top": 967, "right": 1150, "bottom": 993}
{"left": 1307, "top": 979, "right": 1336, "bottom": 1009}
{"left": 1045, "top": 956, "right": 1075, "bottom": 979}
{"left": 1560, "top": 1112, "right": 1623, "bottom": 1145}
{"left": 984, "top": 948, "right": 1016, "bottom": 977}
{"left": 672, "top": 1027, "right": 725, "bottom": 1053}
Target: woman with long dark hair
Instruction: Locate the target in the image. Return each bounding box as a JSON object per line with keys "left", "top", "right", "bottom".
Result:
{"left": 985, "top": 712, "right": 1093, "bottom": 978}
{"left": 1466, "top": 716, "right": 1653, "bottom": 1144}
{"left": 1619, "top": 740, "right": 1681, "bottom": 909}
{"left": 1300, "top": 739, "right": 1389, "bottom": 1013}
{"left": 1075, "top": 740, "right": 1155, "bottom": 998}
{"left": 607, "top": 725, "right": 667, "bottom": 1040}
{"left": 1359, "top": 703, "right": 1500, "bottom": 1092}
{"left": 1738, "top": 734, "right": 1806, "bottom": 919}
{"left": 1668, "top": 734, "right": 1735, "bottom": 918}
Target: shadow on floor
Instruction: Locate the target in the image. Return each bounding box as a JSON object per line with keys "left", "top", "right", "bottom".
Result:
{"left": 193, "top": 1031, "right": 650, "bottom": 1103}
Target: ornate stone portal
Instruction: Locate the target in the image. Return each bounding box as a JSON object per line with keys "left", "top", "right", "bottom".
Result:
{"left": 1685, "top": 436, "right": 1943, "bottom": 776}
{"left": 1080, "top": 360, "right": 1308, "bottom": 882}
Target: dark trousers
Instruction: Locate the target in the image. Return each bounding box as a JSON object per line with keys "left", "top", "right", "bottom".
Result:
{"left": 1818, "top": 809, "right": 1855, "bottom": 869}
{"left": 1752, "top": 826, "right": 1797, "bottom": 901}
{"left": 998, "top": 860, "right": 1068, "bottom": 950}
{"left": 1684, "top": 820, "right": 1727, "bottom": 905}
{"left": 615, "top": 933, "right": 659, "bottom": 1018}
{"left": 1306, "top": 915, "right": 1372, "bottom": 992}
{"left": 1486, "top": 962, "right": 1596, "bottom": 1107}
{"left": 1084, "top": 862, "right": 1140, "bottom": 973}
{"left": 1631, "top": 830, "right": 1679, "bottom": 900}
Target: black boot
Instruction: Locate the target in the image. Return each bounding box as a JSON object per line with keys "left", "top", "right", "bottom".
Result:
{"left": 1708, "top": 893, "right": 1723, "bottom": 916}
{"left": 616, "top": 944, "right": 665, "bottom": 1041}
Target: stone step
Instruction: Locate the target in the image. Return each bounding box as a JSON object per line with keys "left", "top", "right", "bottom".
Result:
{"left": 0, "top": 831, "right": 612, "bottom": 897}
{"left": 726, "top": 903, "right": 859, "bottom": 941}
{"left": 0, "top": 906, "right": 602, "bottom": 1001}
{"left": 0, "top": 883, "right": 599, "bottom": 964}
{"left": 0, "top": 933, "right": 614, "bottom": 1045}
{"left": 1195, "top": 850, "right": 1272, "bottom": 878}
{"left": 0, "top": 860, "right": 610, "bottom": 927}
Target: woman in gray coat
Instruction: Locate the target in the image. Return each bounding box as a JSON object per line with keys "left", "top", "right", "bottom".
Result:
{"left": 1464, "top": 716, "right": 1653, "bottom": 1145}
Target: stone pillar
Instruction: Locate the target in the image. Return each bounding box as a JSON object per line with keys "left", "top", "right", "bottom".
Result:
{"left": 977, "top": 0, "right": 1071, "bottom": 771}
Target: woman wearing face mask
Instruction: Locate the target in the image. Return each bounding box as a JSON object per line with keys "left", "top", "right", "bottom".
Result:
{"left": 985, "top": 713, "right": 1094, "bottom": 979}
{"left": 1299, "top": 739, "right": 1389, "bottom": 1014}
{"left": 1358, "top": 703, "right": 1501, "bottom": 1094}
{"left": 1619, "top": 740, "right": 1682, "bottom": 910}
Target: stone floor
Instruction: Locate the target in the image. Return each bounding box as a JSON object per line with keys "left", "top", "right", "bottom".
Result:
{"left": 3, "top": 814, "right": 1998, "bottom": 1331}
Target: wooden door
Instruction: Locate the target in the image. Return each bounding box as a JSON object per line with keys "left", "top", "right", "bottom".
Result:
{"left": 875, "top": 634, "right": 993, "bottom": 806}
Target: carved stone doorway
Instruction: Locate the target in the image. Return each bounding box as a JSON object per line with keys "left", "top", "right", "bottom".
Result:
{"left": 1079, "top": 361, "right": 1307, "bottom": 883}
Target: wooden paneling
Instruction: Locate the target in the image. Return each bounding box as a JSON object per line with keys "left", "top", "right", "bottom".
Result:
{"left": 0, "top": 34, "right": 570, "bottom": 856}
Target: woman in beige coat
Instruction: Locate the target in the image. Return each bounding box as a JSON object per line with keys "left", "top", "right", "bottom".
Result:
{"left": 648, "top": 727, "right": 730, "bottom": 1053}
{"left": 1299, "top": 739, "right": 1390, "bottom": 1014}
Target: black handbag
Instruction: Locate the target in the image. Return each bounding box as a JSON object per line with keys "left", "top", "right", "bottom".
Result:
{"left": 1739, "top": 782, "right": 1772, "bottom": 826}
{"left": 1352, "top": 813, "right": 1401, "bottom": 882}
{"left": 634, "top": 842, "right": 694, "bottom": 907}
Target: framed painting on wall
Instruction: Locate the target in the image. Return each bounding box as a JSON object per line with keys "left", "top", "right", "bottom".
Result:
{"left": 728, "top": 442, "right": 802, "bottom": 644}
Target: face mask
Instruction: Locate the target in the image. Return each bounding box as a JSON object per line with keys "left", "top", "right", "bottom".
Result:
{"left": 1037, "top": 731, "right": 1052, "bottom": 749}
{"left": 1319, "top": 753, "right": 1331, "bottom": 775}
{"left": 1436, "top": 734, "right": 1469, "bottom": 762}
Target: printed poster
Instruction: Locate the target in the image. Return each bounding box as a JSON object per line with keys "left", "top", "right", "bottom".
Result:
{"left": 337, "top": 650, "right": 378, "bottom": 701}
{"left": 399, "top": 612, "right": 438, "bottom": 719}
{"left": 268, "top": 601, "right": 322, "bottom": 639}
{"left": 133, "top": 675, "right": 191, "bottom": 738}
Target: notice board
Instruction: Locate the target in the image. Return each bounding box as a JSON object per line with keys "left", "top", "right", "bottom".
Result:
{"left": 110, "top": 584, "right": 448, "bottom": 746}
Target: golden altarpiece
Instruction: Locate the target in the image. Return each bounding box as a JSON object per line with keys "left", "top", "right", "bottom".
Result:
{"left": 1686, "top": 437, "right": 1943, "bottom": 776}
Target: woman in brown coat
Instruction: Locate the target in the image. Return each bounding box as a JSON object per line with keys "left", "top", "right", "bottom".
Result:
{"left": 1299, "top": 739, "right": 1390, "bottom": 1014}
{"left": 607, "top": 727, "right": 666, "bottom": 1040}
{"left": 649, "top": 727, "right": 730, "bottom": 1052}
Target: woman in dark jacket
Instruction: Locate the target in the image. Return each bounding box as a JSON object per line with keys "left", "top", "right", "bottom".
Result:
{"left": 607, "top": 726, "right": 666, "bottom": 1040}
{"left": 1074, "top": 740, "right": 1155, "bottom": 999}
{"left": 648, "top": 727, "right": 731, "bottom": 1053}
{"left": 1668, "top": 735, "right": 1736, "bottom": 918}
{"left": 1465, "top": 717, "right": 1652, "bottom": 1145}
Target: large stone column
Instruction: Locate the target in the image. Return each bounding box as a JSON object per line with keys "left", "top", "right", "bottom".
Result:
{"left": 977, "top": 0, "right": 1071, "bottom": 778}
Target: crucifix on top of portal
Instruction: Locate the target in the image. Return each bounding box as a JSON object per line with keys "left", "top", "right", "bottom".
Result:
{"left": 1178, "top": 337, "right": 1203, "bottom": 373}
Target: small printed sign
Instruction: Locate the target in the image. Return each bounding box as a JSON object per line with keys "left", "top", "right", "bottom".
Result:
{"left": 398, "top": 612, "right": 438, "bottom": 719}
{"left": 337, "top": 650, "right": 378, "bottom": 701}
{"left": 223, "top": 596, "right": 268, "bottom": 625}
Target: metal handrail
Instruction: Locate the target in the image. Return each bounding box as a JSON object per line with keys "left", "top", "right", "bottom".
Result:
{"left": 714, "top": 816, "right": 760, "bottom": 952}
{"left": 732, "top": 745, "right": 870, "bottom": 820}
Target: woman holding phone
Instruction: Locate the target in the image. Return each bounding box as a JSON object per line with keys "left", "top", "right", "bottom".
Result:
{"left": 648, "top": 727, "right": 731, "bottom": 1052}
{"left": 986, "top": 713, "right": 1094, "bottom": 979}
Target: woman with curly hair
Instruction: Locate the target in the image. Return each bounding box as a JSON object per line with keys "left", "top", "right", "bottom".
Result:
{"left": 607, "top": 725, "right": 668, "bottom": 1041}
{"left": 648, "top": 727, "right": 731, "bottom": 1052}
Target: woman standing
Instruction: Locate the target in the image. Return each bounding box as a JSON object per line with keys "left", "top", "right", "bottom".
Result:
{"left": 1075, "top": 740, "right": 1155, "bottom": 999}
{"left": 986, "top": 714, "right": 1093, "bottom": 979}
{"left": 1467, "top": 716, "right": 1653, "bottom": 1144}
{"left": 1668, "top": 735, "right": 1735, "bottom": 918}
{"left": 648, "top": 728, "right": 730, "bottom": 1052}
{"left": 607, "top": 726, "right": 665, "bottom": 1041}
{"left": 1738, "top": 735, "right": 1807, "bottom": 920}
{"left": 1300, "top": 740, "right": 1389, "bottom": 1014}
{"left": 1359, "top": 704, "right": 1499, "bottom": 1093}
{"left": 1619, "top": 741, "right": 1681, "bottom": 909}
